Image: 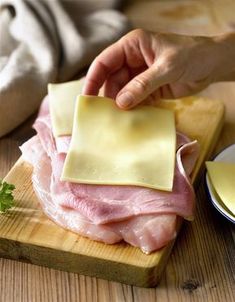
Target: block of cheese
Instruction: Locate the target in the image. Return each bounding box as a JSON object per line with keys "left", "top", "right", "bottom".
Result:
{"left": 48, "top": 79, "right": 84, "bottom": 136}
{"left": 206, "top": 161, "right": 235, "bottom": 215}
{"left": 61, "top": 95, "right": 176, "bottom": 191}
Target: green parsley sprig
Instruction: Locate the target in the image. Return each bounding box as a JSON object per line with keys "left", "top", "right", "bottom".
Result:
{"left": 0, "top": 179, "right": 15, "bottom": 213}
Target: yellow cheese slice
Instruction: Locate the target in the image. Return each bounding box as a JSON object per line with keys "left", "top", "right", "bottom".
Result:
{"left": 61, "top": 95, "right": 176, "bottom": 191}
{"left": 48, "top": 79, "right": 84, "bottom": 136}
{"left": 206, "top": 161, "right": 235, "bottom": 215}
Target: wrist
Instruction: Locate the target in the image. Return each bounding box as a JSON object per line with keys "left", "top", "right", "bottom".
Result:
{"left": 211, "top": 33, "right": 235, "bottom": 82}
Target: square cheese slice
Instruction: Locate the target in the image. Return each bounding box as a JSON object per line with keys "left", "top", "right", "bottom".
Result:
{"left": 48, "top": 79, "right": 84, "bottom": 137}
{"left": 61, "top": 95, "right": 176, "bottom": 191}
{"left": 206, "top": 161, "right": 235, "bottom": 215}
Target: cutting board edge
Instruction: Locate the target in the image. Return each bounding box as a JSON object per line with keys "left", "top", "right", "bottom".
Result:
{"left": 0, "top": 236, "right": 175, "bottom": 287}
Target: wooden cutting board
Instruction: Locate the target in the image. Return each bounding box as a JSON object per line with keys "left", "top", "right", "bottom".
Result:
{"left": 0, "top": 96, "right": 224, "bottom": 287}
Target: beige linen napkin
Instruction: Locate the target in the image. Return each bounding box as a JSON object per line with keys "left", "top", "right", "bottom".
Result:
{"left": 0, "top": 0, "right": 130, "bottom": 137}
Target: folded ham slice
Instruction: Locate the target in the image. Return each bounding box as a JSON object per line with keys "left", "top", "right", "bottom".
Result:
{"left": 21, "top": 135, "right": 178, "bottom": 253}
{"left": 20, "top": 96, "right": 199, "bottom": 253}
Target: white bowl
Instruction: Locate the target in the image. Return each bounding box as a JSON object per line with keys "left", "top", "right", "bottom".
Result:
{"left": 205, "top": 144, "right": 235, "bottom": 224}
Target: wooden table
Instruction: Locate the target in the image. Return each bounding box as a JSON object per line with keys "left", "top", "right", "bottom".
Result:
{"left": 0, "top": 1, "right": 234, "bottom": 301}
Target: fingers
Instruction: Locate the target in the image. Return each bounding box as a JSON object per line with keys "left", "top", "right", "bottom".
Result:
{"left": 116, "top": 63, "right": 174, "bottom": 109}
{"left": 83, "top": 29, "right": 179, "bottom": 105}
{"left": 82, "top": 42, "right": 125, "bottom": 95}
{"left": 103, "top": 65, "right": 147, "bottom": 99}
{"left": 104, "top": 67, "right": 130, "bottom": 99}
{"left": 83, "top": 29, "right": 152, "bottom": 96}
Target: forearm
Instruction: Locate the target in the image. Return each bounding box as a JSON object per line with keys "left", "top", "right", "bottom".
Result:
{"left": 212, "top": 32, "right": 235, "bottom": 82}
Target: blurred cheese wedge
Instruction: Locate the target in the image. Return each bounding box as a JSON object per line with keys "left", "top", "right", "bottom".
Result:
{"left": 206, "top": 161, "right": 235, "bottom": 215}
{"left": 61, "top": 95, "right": 176, "bottom": 191}
{"left": 48, "top": 79, "right": 84, "bottom": 136}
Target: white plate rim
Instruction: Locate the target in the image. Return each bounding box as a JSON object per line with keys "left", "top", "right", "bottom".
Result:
{"left": 205, "top": 143, "right": 235, "bottom": 224}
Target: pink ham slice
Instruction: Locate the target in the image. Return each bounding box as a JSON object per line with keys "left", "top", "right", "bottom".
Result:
{"left": 21, "top": 137, "right": 122, "bottom": 244}
{"left": 21, "top": 135, "right": 177, "bottom": 253}
{"left": 48, "top": 142, "right": 197, "bottom": 224}
{"left": 33, "top": 102, "right": 198, "bottom": 224}
{"left": 20, "top": 95, "right": 199, "bottom": 253}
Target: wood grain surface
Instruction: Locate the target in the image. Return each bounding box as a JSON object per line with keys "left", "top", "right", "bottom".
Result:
{"left": 0, "top": 0, "right": 235, "bottom": 301}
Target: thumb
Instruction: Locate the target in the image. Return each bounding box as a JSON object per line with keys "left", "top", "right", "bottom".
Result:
{"left": 116, "top": 64, "right": 173, "bottom": 109}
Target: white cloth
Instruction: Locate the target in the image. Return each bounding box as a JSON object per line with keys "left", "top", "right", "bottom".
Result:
{"left": 0, "top": 0, "right": 130, "bottom": 137}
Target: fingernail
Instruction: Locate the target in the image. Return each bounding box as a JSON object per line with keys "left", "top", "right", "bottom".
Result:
{"left": 117, "top": 92, "right": 133, "bottom": 108}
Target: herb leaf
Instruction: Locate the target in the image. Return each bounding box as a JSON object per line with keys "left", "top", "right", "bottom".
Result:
{"left": 0, "top": 179, "right": 15, "bottom": 213}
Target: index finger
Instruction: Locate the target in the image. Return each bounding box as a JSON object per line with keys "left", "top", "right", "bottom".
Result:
{"left": 83, "top": 42, "right": 125, "bottom": 95}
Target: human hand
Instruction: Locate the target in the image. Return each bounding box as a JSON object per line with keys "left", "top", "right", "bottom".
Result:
{"left": 83, "top": 29, "right": 222, "bottom": 109}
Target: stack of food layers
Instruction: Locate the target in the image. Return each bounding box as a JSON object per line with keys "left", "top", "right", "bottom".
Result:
{"left": 20, "top": 79, "right": 199, "bottom": 254}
